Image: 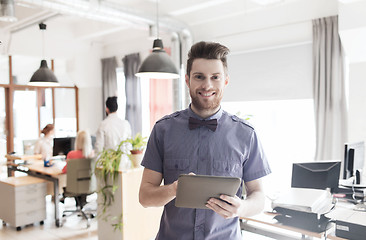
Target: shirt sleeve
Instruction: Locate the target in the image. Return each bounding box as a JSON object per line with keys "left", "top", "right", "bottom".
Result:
{"left": 243, "top": 130, "right": 271, "bottom": 182}
{"left": 141, "top": 125, "right": 164, "bottom": 173}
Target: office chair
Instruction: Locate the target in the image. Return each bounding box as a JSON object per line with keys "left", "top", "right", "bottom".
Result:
{"left": 62, "top": 158, "right": 96, "bottom": 228}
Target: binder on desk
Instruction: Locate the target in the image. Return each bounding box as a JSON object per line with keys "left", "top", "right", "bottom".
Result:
{"left": 271, "top": 188, "right": 333, "bottom": 214}
{"left": 271, "top": 188, "right": 334, "bottom": 233}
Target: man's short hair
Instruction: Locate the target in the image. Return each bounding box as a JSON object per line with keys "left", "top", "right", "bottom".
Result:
{"left": 106, "top": 96, "right": 118, "bottom": 113}
{"left": 186, "top": 41, "right": 230, "bottom": 77}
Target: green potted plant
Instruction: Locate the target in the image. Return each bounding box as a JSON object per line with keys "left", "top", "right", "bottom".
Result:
{"left": 124, "top": 133, "right": 147, "bottom": 168}
{"left": 94, "top": 141, "right": 125, "bottom": 231}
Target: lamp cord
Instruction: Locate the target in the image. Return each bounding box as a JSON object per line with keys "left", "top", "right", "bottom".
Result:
{"left": 42, "top": 28, "right": 45, "bottom": 59}
{"left": 156, "top": 0, "right": 159, "bottom": 39}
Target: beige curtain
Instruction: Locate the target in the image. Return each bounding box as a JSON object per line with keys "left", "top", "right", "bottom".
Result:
{"left": 101, "top": 57, "right": 118, "bottom": 119}
{"left": 313, "top": 15, "right": 347, "bottom": 161}
{"left": 123, "top": 53, "right": 141, "bottom": 136}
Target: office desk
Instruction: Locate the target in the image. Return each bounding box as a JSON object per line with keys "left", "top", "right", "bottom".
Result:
{"left": 6, "top": 157, "right": 66, "bottom": 227}
{"left": 5, "top": 154, "right": 42, "bottom": 161}
{"left": 240, "top": 207, "right": 359, "bottom": 240}
{"left": 240, "top": 211, "right": 331, "bottom": 240}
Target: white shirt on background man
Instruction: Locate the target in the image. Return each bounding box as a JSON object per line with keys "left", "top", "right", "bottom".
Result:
{"left": 94, "top": 112, "right": 132, "bottom": 153}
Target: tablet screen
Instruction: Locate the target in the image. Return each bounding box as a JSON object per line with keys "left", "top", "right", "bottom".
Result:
{"left": 175, "top": 174, "right": 241, "bottom": 209}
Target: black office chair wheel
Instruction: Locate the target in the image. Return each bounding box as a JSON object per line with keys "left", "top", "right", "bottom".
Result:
{"left": 40, "top": 220, "right": 44, "bottom": 225}
{"left": 56, "top": 219, "right": 62, "bottom": 227}
{"left": 16, "top": 226, "right": 21, "bottom": 231}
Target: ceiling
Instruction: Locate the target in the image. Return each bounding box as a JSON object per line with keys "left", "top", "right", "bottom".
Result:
{"left": 1, "top": 0, "right": 365, "bottom": 62}
{"left": 0, "top": 0, "right": 324, "bottom": 47}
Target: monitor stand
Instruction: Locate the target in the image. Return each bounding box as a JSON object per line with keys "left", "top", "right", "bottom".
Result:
{"left": 339, "top": 176, "right": 366, "bottom": 188}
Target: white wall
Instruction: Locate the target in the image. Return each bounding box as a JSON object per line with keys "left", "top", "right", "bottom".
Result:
{"left": 224, "top": 43, "right": 313, "bottom": 102}
{"left": 192, "top": 0, "right": 337, "bottom": 53}
{"left": 348, "top": 62, "right": 366, "bottom": 144}
{"left": 339, "top": 1, "right": 366, "bottom": 150}
{"left": 67, "top": 43, "right": 104, "bottom": 136}
{"left": 339, "top": 0, "right": 366, "bottom": 63}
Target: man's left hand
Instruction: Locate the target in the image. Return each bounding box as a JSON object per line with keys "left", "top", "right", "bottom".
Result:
{"left": 205, "top": 195, "right": 243, "bottom": 219}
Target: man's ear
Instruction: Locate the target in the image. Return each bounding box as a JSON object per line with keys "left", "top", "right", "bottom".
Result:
{"left": 224, "top": 75, "right": 229, "bottom": 87}
{"left": 106, "top": 107, "right": 110, "bottom": 114}
{"left": 185, "top": 74, "right": 190, "bottom": 87}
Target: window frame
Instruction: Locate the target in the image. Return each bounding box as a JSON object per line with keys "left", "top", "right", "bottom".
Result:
{"left": 0, "top": 55, "right": 79, "bottom": 153}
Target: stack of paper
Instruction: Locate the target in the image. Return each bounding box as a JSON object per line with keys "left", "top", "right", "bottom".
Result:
{"left": 271, "top": 188, "right": 333, "bottom": 214}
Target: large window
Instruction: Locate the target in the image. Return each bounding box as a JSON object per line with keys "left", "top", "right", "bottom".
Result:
{"left": 13, "top": 89, "right": 39, "bottom": 154}
{"left": 222, "top": 99, "right": 316, "bottom": 194}
{"left": 54, "top": 88, "right": 77, "bottom": 137}
{"left": 0, "top": 55, "right": 79, "bottom": 155}
{"left": 39, "top": 88, "right": 54, "bottom": 132}
{"left": 116, "top": 68, "right": 127, "bottom": 120}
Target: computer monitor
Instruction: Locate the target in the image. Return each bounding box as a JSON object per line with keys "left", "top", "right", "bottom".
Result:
{"left": 53, "top": 137, "right": 75, "bottom": 156}
{"left": 343, "top": 141, "right": 365, "bottom": 182}
{"left": 291, "top": 161, "right": 341, "bottom": 193}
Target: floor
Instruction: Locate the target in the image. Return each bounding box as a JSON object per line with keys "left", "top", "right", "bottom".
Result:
{"left": 0, "top": 194, "right": 98, "bottom": 240}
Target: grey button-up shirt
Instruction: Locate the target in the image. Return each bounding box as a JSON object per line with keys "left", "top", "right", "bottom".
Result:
{"left": 142, "top": 106, "right": 271, "bottom": 240}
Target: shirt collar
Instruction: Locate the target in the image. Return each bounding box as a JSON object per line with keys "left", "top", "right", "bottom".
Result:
{"left": 107, "top": 112, "right": 118, "bottom": 117}
{"left": 187, "top": 104, "right": 223, "bottom": 121}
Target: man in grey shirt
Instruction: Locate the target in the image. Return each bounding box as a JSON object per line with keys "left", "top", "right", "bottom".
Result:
{"left": 139, "top": 41, "right": 271, "bottom": 240}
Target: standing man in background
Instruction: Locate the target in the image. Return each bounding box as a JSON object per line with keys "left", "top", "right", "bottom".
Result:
{"left": 94, "top": 96, "right": 132, "bottom": 153}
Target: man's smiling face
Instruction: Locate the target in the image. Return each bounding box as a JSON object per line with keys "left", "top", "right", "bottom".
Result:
{"left": 186, "top": 58, "right": 229, "bottom": 118}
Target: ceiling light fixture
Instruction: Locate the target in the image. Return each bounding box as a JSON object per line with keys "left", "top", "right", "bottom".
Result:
{"left": 0, "top": 0, "right": 17, "bottom": 22}
{"left": 28, "top": 22, "right": 60, "bottom": 87}
{"left": 135, "top": 0, "right": 179, "bottom": 79}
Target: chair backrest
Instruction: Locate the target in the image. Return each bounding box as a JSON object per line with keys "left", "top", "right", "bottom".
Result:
{"left": 66, "top": 158, "right": 96, "bottom": 194}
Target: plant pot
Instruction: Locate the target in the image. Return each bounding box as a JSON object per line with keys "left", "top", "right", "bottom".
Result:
{"left": 130, "top": 150, "right": 143, "bottom": 168}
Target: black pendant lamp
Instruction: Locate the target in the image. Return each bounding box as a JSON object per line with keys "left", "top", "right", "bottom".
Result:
{"left": 135, "top": 0, "right": 179, "bottom": 79}
{"left": 28, "top": 22, "right": 60, "bottom": 86}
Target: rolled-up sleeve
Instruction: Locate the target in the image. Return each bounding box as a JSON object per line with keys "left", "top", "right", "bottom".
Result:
{"left": 243, "top": 130, "right": 271, "bottom": 182}
{"left": 141, "top": 125, "right": 164, "bottom": 174}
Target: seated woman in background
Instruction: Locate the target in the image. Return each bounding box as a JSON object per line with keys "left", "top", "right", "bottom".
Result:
{"left": 62, "top": 130, "right": 94, "bottom": 173}
{"left": 34, "top": 124, "right": 55, "bottom": 160}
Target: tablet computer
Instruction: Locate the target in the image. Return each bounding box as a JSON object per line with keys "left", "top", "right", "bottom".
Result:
{"left": 175, "top": 174, "right": 241, "bottom": 209}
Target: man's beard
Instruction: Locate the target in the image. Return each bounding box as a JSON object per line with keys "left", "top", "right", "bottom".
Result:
{"left": 190, "top": 89, "right": 223, "bottom": 112}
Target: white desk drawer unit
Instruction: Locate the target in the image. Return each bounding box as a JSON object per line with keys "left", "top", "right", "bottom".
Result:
{"left": 0, "top": 176, "right": 47, "bottom": 231}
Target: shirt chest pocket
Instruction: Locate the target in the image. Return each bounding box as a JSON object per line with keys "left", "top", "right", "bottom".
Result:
{"left": 164, "top": 159, "right": 189, "bottom": 183}
{"left": 213, "top": 160, "right": 242, "bottom": 178}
